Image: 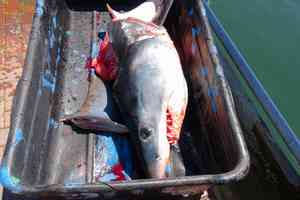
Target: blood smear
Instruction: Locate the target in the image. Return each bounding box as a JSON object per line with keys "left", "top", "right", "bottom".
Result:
{"left": 87, "top": 32, "right": 118, "bottom": 81}
{"left": 166, "top": 106, "right": 186, "bottom": 145}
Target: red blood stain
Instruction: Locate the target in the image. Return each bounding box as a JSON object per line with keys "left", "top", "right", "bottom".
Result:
{"left": 166, "top": 105, "right": 186, "bottom": 145}
{"left": 86, "top": 32, "right": 118, "bottom": 81}
{"left": 111, "top": 163, "right": 126, "bottom": 181}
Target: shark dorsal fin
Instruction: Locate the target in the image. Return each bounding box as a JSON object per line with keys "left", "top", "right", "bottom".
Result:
{"left": 107, "top": 2, "right": 156, "bottom": 23}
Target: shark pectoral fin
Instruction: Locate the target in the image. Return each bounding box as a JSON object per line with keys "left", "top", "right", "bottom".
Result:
{"left": 91, "top": 116, "right": 129, "bottom": 134}
{"left": 59, "top": 112, "right": 83, "bottom": 122}
{"left": 60, "top": 112, "right": 129, "bottom": 134}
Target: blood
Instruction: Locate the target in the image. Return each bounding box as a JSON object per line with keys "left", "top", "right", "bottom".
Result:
{"left": 86, "top": 32, "right": 118, "bottom": 81}
{"left": 166, "top": 105, "right": 186, "bottom": 145}
{"left": 111, "top": 163, "right": 126, "bottom": 181}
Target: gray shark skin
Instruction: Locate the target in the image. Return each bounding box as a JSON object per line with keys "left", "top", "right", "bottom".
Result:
{"left": 108, "top": 18, "right": 188, "bottom": 178}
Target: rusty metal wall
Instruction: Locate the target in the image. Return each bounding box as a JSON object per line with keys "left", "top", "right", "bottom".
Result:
{"left": 0, "top": 0, "right": 34, "bottom": 151}
{"left": 0, "top": 1, "right": 34, "bottom": 197}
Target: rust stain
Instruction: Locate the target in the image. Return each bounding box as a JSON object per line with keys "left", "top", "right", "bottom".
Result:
{"left": 0, "top": 0, "right": 34, "bottom": 132}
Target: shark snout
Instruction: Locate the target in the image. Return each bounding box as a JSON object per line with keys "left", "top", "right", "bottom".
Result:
{"left": 138, "top": 124, "right": 170, "bottom": 178}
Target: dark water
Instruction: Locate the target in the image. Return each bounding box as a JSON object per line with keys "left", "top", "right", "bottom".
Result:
{"left": 210, "top": 0, "right": 300, "bottom": 137}
{"left": 209, "top": 1, "right": 300, "bottom": 198}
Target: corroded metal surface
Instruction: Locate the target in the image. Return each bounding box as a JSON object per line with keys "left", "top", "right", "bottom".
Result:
{"left": 0, "top": 0, "right": 34, "bottom": 142}
{"left": 0, "top": 0, "right": 34, "bottom": 198}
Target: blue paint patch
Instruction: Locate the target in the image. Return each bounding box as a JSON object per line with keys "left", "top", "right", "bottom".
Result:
{"left": 0, "top": 166, "right": 21, "bottom": 192}
{"left": 201, "top": 67, "right": 209, "bottom": 77}
{"left": 103, "top": 135, "right": 119, "bottom": 166}
{"left": 36, "top": 0, "right": 44, "bottom": 17}
{"left": 42, "top": 70, "right": 55, "bottom": 93}
{"left": 114, "top": 136, "right": 133, "bottom": 175}
{"left": 208, "top": 87, "right": 219, "bottom": 113}
{"left": 52, "top": 16, "right": 57, "bottom": 29}
{"left": 192, "top": 27, "right": 202, "bottom": 38}
{"left": 165, "top": 163, "right": 171, "bottom": 176}
{"left": 188, "top": 8, "right": 194, "bottom": 16}
{"left": 48, "top": 29, "right": 55, "bottom": 49}
{"left": 95, "top": 133, "right": 133, "bottom": 180}
{"left": 42, "top": 76, "right": 55, "bottom": 92}
{"left": 47, "top": 47, "right": 52, "bottom": 67}
{"left": 56, "top": 48, "right": 61, "bottom": 66}
{"left": 99, "top": 173, "right": 116, "bottom": 182}
{"left": 14, "top": 129, "right": 24, "bottom": 146}
{"left": 191, "top": 42, "right": 197, "bottom": 55}
{"left": 98, "top": 32, "right": 106, "bottom": 40}
{"left": 10, "top": 129, "right": 24, "bottom": 147}
{"left": 37, "top": 87, "right": 42, "bottom": 96}
{"left": 91, "top": 42, "right": 99, "bottom": 59}
{"left": 201, "top": 6, "right": 207, "bottom": 17}
{"left": 122, "top": 171, "right": 131, "bottom": 180}
{"left": 48, "top": 118, "right": 59, "bottom": 129}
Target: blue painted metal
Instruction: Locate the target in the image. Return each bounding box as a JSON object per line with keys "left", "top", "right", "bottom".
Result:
{"left": 42, "top": 70, "right": 55, "bottom": 92}
{"left": 14, "top": 129, "right": 24, "bottom": 146}
{"left": 208, "top": 87, "right": 218, "bottom": 113}
{"left": 203, "top": 0, "right": 300, "bottom": 165}
{"left": 0, "top": 166, "right": 21, "bottom": 192}
{"left": 35, "top": 0, "right": 45, "bottom": 17}
{"left": 192, "top": 26, "right": 202, "bottom": 37}
{"left": 55, "top": 47, "right": 61, "bottom": 66}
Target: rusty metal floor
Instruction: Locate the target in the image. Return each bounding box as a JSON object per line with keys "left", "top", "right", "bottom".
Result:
{"left": 0, "top": 0, "right": 34, "bottom": 197}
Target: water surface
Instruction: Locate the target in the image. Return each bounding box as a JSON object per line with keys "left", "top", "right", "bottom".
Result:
{"left": 211, "top": 0, "right": 300, "bottom": 136}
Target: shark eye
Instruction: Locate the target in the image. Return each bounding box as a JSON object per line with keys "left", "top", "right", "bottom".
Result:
{"left": 139, "top": 127, "right": 153, "bottom": 140}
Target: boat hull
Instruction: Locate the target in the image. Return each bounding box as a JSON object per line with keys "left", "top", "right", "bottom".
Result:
{"left": 0, "top": 0, "right": 250, "bottom": 199}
